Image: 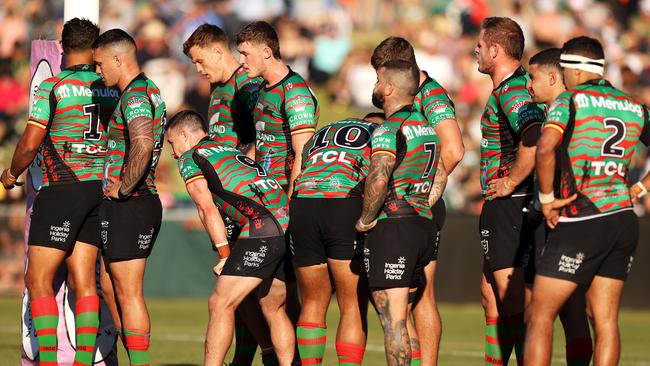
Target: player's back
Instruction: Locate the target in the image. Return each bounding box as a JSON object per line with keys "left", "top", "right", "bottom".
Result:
{"left": 29, "top": 64, "right": 119, "bottom": 186}
{"left": 208, "top": 66, "right": 262, "bottom": 147}
{"left": 294, "top": 118, "right": 376, "bottom": 198}
{"left": 104, "top": 74, "right": 166, "bottom": 195}
{"left": 189, "top": 138, "right": 289, "bottom": 238}
{"left": 372, "top": 106, "right": 440, "bottom": 220}
{"left": 545, "top": 79, "right": 649, "bottom": 219}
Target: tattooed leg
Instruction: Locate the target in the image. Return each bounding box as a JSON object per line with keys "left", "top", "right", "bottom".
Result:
{"left": 372, "top": 288, "right": 411, "bottom": 366}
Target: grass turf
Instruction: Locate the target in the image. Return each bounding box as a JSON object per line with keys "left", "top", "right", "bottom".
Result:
{"left": 1, "top": 297, "right": 650, "bottom": 365}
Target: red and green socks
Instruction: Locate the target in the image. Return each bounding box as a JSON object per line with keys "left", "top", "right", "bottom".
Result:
{"left": 566, "top": 337, "right": 593, "bottom": 366}
{"left": 485, "top": 316, "right": 513, "bottom": 366}
{"left": 410, "top": 350, "right": 421, "bottom": 366}
{"left": 231, "top": 314, "right": 258, "bottom": 366}
{"left": 32, "top": 296, "right": 59, "bottom": 366}
{"left": 73, "top": 295, "right": 100, "bottom": 366}
{"left": 336, "top": 342, "right": 365, "bottom": 366}
{"left": 296, "top": 322, "right": 327, "bottom": 365}
{"left": 123, "top": 328, "right": 150, "bottom": 366}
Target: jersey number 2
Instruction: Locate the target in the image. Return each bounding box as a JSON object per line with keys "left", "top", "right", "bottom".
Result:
{"left": 602, "top": 118, "right": 626, "bottom": 158}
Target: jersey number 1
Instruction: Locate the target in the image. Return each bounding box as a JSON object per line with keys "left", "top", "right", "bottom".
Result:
{"left": 83, "top": 103, "right": 102, "bottom": 141}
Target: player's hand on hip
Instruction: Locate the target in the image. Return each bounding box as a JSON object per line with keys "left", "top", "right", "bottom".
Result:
{"left": 541, "top": 193, "right": 577, "bottom": 229}
{"left": 213, "top": 257, "right": 227, "bottom": 276}
{"left": 1, "top": 168, "right": 17, "bottom": 189}
{"left": 355, "top": 218, "right": 377, "bottom": 233}
{"left": 486, "top": 177, "right": 516, "bottom": 199}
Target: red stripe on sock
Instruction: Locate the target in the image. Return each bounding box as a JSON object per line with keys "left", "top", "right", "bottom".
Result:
{"left": 39, "top": 362, "right": 58, "bottom": 366}
{"left": 297, "top": 336, "right": 326, "bottom": 345}
{"left": 485, "top": 355, "right": 505, "bottom": 365}
{"left": 300, "top": 357, "right": 323, "bottom": 365}
{"left": 486, "top": 335, "right": 500, "bottom": 344}
{"left": 336, "top": 342, "right": 365, "bottom": 364}
{"left": 76, "top": 345, "right": 94, "bottom": 352}
{"left": 39, "top": 345, "right": 58, "bottom": 352}
{"left": 76, "top": 326, "right": 98, "bottom": 334}
{"left": 297, "top": 322, "right": 327, "bottom": 328}
{"left": 124, "top": 329, "right": 150, "bottom": 351}
{"left": 485, "top": 316, "right": 502, "bottom": 325}
{"left": 73, "top": 361, "right": 92, "bottom": 366}
{"left": 36, "top": 328, "right": 57, "bottom": 336}
{"left": 412, "top": 350, "right": 421, "bottom": 359}
{"left": 31, "top": 296, "right": 58, "bottom": 317}
{"left": 76, "top": 295, "right": 99, "bottom": 313}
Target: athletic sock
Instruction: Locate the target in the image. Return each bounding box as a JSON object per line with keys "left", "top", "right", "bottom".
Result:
{"left": 73, "top": 295, "right": 100, "bottom": 366}
{"left": 123, "top": 328, "right": 150, "bottom": 366}
{"left": 507, "top": 313, "right": 525, "bottom": 365}
{"left": 231, "top": 314, "right": 258, "bottom": 366}
{"left": 335, "top": 341, "right": 365, "bottom": 366}
{"left": 262, "top": 347, "right": 279, "bottom": 366}
{"left": 31, "top": 296, "right": 59, "bottom": 366}
{"left": 296, "top": 322, "right": 327, "bottom": 365}
{"left": 410, "top": 350, "right": 421, "bottom": 366}
{"left": 566, "top": 337, "right": 593, "bottom": 366}
{"left": 485, "top": 316, "right": 513, "bottom": 366}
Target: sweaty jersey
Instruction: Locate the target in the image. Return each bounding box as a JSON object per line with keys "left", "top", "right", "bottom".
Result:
{"left": 294, "top": 119, "right": 376, "bottom": 198}
{"left": 480, "top": 66, "right": 544, "bottom": 199}
{"left": 178, "top": 137, "right": 289, "bottom": 238}
{"left": 208, "top": 66, "right": 262, "bottom": 147}
{"left": 253, "top": 69, "right": 320, "bottom": 188}
{"left": 104, "top": 73, "right": 166, "bottom": 196}
{"left": 29, "top": 64, "right": 119, "bottom": 187}
{"left": 371, "top": 106, "right": 440, "bottom": 220}
{"left": 544, "top": 79, "right": 650, "bottom": 221}
{"left": 413, "top": 71, "right": 456, "bottom": 128}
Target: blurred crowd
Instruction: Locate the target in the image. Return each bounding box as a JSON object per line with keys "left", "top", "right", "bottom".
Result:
{"left": 1, "top": 0, "right": 650, "bottom": 293}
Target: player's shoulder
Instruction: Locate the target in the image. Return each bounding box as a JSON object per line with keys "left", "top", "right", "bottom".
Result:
{"left": 419, "top": 72, "right": 447, "bottom": 94}
{"left": 497, "top": 66, "right": 530, "bottom": 96}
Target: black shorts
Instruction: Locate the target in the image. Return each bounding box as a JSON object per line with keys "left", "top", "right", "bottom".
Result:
{"left": 536, "top": 210, "right": 638, "bottom": 286}
{"left": 363, "top": 217, "right": 434, "bottom": 289}
{"left": 479, "top": 195, "right": 535, "bottom": 271}
{"left": 289, "top": 198, "right": 364, "bottom": 267}
{"left": 221, "top": 235, "right": 287, "bottom": 281}
{"left": 429, "top": 198, "right": 447, "bottom": 261}
{"left": 99, "top": 194, "right": 162, "bottom": 261}
{"left": 29, "top": 181, "right": 103, "bottom": 251}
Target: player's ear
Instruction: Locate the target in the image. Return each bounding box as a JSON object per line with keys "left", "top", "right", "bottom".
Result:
{"left": 213, "top": 45, "right": 223, "bottom": 60}
{"left": 548, "top": 70, "right": 556, "bottom": 86}
{"left": 113, "top": 54, "right": 122, "bottom": 68}
{"left": 490, "top": 44, "right": 498, "bottom": 59}
{"left": 262, "top": 46, "right": 272, "bottom": 60}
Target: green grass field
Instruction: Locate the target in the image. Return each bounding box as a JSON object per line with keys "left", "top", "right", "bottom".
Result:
{"left": 1, "top": 297, "right": 650, "bottom": 365}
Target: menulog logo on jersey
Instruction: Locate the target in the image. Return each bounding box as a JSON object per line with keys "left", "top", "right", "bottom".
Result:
{"left": 574, "top": 93, "right": 643, "bottom": 118}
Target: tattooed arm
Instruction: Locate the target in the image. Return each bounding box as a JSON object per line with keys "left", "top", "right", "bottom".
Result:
{"left": 358, "top": 153, "right": 396, "bottom": 229}
{"left": 104, "top": 116, "right": 154, "bottom": 199}
{"left": 428, "top": 161, "right": 448, "bottom": 207}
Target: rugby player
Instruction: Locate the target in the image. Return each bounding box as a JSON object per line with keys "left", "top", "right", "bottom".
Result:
{"left": 356, "top": 60, "right": 447, "bottom": 366}
{"left": 236, "top": 20, "right": 316, "bottom": 352}
{"left": 166, "top": 110, "right": 295, "bottom": 366}
{"left": 475, "top": 17, "right": 545, "bottom": 365}
{"left": 371, "top": 36, "right": 464, "bottom": 366}
{"left": 183, "top": 23, "right": 274, "bottom": 366}
{"left": 526, "top": 36, "right": 649, "bottom": 366}
{"left": 92, "top": 29, "right": 166, "bottom": 366}
{"left": 290, "top": 113, "right": 384, "bottom": 365}
{"left": 0, "top": 18, "right": 118, "bottom": 366}
{"left": 527, "top": 48, "right": 593, "bottom": 366}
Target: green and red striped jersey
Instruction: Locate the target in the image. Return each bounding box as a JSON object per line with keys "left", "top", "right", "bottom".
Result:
{"left": 544, "top": 79, "right": 650, "bottom": 221}
{"left": 208, "top": 66, "right": 262, "bottom": 148}
{"left": 178, "top": 137, "right": 289, "bottom": 238}
{"left": 28, "top": 64, "right": 119, "bottom": 186}
{"left": 103, "top": 73, "right": 166, "bottom": 196}
{"left": 371, "top": 106, "right": 440, "bottom": 220}
{"left": 480, "top": 66, "right": 544, "bottom": 199}
{"left": 413, "top": 71, "right": 456, "bottom": 128}
{"left": 253, "top": 69, "right": 319, "bottom": 188}
{"left": 294, "top": 118, "right": 376, "bottom": 198}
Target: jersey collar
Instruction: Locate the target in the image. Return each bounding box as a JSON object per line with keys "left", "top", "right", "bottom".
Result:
{"left": 263, "top": 66, "right": 294, "bottom": 91}
{"left": 417, "top": 71, "right": 433, "bottom": 94}
{"left": 580, "top": 78, "right": 611, "bottom": 87}
{"left": 494, "top": 66, "right": 526, "bottom": 90}
{"left": 64, "top": 64, "right": 94, "bottom": 72}
{"left": 123, "top": 72, "right": 147, "bottom": 91}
